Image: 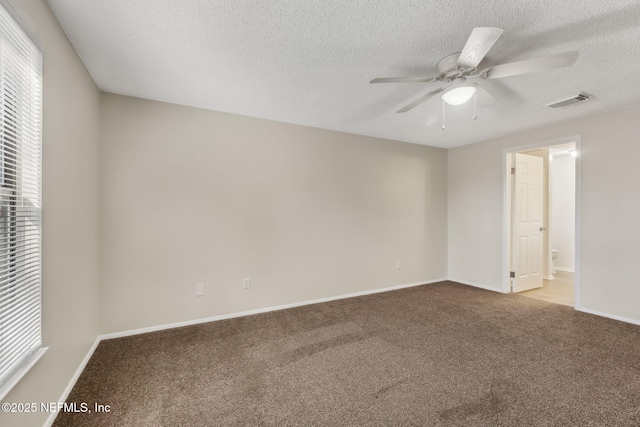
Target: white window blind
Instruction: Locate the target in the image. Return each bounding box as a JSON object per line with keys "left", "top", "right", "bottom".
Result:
{"left": 0, "top": 2, "right": 43, "bottom": 398}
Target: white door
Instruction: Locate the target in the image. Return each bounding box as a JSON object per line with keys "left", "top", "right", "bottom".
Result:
{"left": 512, "top": 153, "right": 544, "bottom": 292}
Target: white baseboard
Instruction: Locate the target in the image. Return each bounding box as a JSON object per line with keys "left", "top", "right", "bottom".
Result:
{"left": 577, "top": 307, "right": 640, "bottom": 327}
{"left": 554, "top": 267, "right": 575, "bottom": 273}
{"left": 43, "top": 338, "right": 101, "bottom": 427}
{"left": 100, "top": 278, "right": 448, "bottom": 340}
{"left": 447, "top": 277, "right": 508, "bottom": 294}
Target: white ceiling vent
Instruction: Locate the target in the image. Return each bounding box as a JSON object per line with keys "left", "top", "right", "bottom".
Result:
{"left": 544, "top": 92, "right": 592, "bottom": 109}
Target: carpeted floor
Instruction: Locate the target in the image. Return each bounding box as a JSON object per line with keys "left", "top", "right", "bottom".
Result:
{"left": 54, "top": 281, "right": 640, "bottom": 426}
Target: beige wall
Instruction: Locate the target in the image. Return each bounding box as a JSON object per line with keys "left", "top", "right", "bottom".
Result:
{"left": 550, "top": 153, "right": 576, "bottom": 271}
{"left": 0, "top": 1, "right": 101, "bottom": 426}
{"left": 448, "top": 105, "right": 640, "bottom": 323}
{"left": 99, "top": 93, "right": 448, "bottom": 334}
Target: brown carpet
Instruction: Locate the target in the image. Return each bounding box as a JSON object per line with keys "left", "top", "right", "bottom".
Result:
{"left": 54, "top": 281, "right": 640, "bottom": 426}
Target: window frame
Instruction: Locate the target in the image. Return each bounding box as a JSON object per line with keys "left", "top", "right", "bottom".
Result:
{"left": 0, "top": 0, "right": 46, "bottom": 401}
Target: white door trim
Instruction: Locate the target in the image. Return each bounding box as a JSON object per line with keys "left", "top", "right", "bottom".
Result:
{"left": 502, "top": 135, "right": 582, "bottom": 310}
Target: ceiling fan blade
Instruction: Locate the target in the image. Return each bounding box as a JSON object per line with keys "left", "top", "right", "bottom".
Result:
{"left": 370, "top": 76, "right": 438, "bottom": 83}
{"left": 396, "top": 85, "right": 449, "bottom": 113}
{"left": 484, "top": 51, "right": 579, "bottom": 80}
{"left": 457, "top": 27, "right": 504, "bottom": 69}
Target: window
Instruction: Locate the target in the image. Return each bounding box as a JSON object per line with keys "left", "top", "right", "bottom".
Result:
{"left": 0, "top": 2, "right": 43, "bottom": 399}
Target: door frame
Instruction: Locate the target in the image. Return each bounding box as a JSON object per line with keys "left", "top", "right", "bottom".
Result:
{"left": 502, "top": 135, "right": 582, "bottom": 309}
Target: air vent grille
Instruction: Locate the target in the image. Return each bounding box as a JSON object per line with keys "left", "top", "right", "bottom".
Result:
{"left": 544, "top": 92, "right": 592, "bottom": 109}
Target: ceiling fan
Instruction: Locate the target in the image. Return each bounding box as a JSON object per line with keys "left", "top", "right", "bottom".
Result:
{"left": 371, "top": 27, "right": 579, "bottom": 114}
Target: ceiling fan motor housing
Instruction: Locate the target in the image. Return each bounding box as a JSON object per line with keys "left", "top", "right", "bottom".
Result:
{"left": 437, "top": 53, "right": 474, "bottom": 81}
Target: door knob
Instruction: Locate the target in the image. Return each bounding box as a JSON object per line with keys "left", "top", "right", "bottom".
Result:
{"left": 540, "top": 227, "right": 548, "bottom": 231}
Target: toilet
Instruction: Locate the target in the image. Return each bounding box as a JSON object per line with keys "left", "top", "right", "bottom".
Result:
{"left": 551, "top": 249, "right": 559, "bottom": 274}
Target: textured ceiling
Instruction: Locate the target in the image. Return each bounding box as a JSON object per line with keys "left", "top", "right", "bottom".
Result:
{"left": 46, "top": 0, "right": 640, "bottom": 148}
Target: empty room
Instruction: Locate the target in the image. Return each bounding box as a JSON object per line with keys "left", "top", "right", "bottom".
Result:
{"left": 1, "top": 0, "right": 640, "bottom": 426}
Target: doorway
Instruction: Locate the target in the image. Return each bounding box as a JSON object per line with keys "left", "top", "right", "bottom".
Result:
{"left": 503, "top": 137, "right": 581, "bottom": 309}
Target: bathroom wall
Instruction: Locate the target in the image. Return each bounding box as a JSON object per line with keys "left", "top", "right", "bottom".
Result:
{"left": 550, "top": 153, "right": 576, "bottom": 271}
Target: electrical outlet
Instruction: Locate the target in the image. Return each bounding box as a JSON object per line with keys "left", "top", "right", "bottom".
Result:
{"left": 396, "top": 261, "right": 401, "bottom": 270}
{"left": 243, "top": 278, "right": 251, "bottom": 289}
{"left": 195, "top": 283, "right": 205, "bottom": 296}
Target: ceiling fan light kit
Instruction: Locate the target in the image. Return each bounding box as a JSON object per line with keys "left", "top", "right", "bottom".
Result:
{"left": 441, "top": 86, "right": 478, "bottom": 131}
{"left": 442, "top": 86, "right": 476, "bottom": 105}
{"left": 370, "top": 27, "right": 580, "bottom": 129}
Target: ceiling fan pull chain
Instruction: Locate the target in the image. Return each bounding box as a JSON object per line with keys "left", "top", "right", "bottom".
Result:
{"left": 472, "top": 91, "right": 476, "bottom": 120}
{"left": 442, "top": 100, "right": 446, "bottom": 131}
